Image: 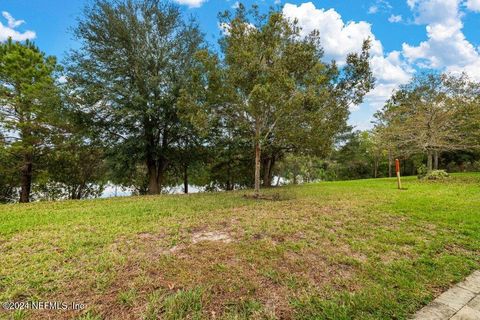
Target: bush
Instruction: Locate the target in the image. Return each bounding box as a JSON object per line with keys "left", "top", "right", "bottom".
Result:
{"left": 423, "top": 170, "right": 450, "bottom": 180}
{"left": 417, "top": 164, "right": 428, "bottom": 179}
{"left": 473, "top": 161, "right": 480, "bottom": 172}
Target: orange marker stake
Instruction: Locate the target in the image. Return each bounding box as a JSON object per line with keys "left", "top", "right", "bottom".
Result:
{"left": 395, "top": 159, "right": 402, "bottom": 190}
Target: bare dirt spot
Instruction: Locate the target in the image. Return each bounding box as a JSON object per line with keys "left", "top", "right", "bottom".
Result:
{"left": 109, "top": 228, "right": 237, "bottom": 261}
{"left": 191, "top": 231, "right": 233, "bottom": 244}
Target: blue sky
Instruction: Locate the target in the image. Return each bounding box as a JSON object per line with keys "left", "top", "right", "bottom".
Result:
{"left": 2, "top": 0, "right": 480, "bottom": 130}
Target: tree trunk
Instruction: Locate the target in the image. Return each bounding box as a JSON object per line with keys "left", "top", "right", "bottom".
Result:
{"left": 77, "top": 184, "right": 85, "bottom": 199}
{"left": 254, "top": 141, "right": 261, "bottom": 196}
{"left": 261, "top": 155, "right": 276, "bottom": 187}
{"left": 19, "top": 152, "right": 33, "bottom": 203}
{"left": 374, "top": 158, "right": 379, "bottom": 178}
{"left": 434, "top": 151, "right": 439, "bottom": 170}
{"left": 388, "top": 153, "right": 393, "bottom": 178}
{"left": 147, "top": 158, "right": 160, "bottom": 195}
{"left": 144, "top": 119, "right": 162, "bottom": 195}
{"left": 254, "top": 125, "right": 261, "bottom": 197}
{"left": 262, "top": 157, "right": 272, "bottom": 187}
{"left": 157, "top": 159, "right": 167, "bottom": 193}
{"left": 71, "top": 185, "right": 83, "bottom": 200}
{"left": 226, "top": 162, "right": 233, "bottom": 191}
{"left": 427, "top": 150, "right": 433, "bottom": 172}
{"left": 268, "top": 156, "right": 275, "bottom": 186}
{"left": 183, "top": 165, "right": 188, "bottom": 194}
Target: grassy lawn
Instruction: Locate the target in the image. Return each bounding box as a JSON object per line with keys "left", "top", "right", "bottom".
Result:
{"left": 1, "top": 173, "right": 479, "bottom": 320}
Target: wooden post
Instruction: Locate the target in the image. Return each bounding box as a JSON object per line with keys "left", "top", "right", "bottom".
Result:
{"left": 395, "top": 158, "right": 402, "bottom": 190}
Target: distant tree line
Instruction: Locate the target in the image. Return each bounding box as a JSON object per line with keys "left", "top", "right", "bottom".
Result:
{"left": 283, "top": 73, "right": 480, "bottom": 182}
{"left": 375, "top": 73, "right": 480, "bottom": 172}
{"left": 0, "top": 0, "right": 375, "bottom": 202}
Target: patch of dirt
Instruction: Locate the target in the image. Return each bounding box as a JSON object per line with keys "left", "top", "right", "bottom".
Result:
{"left": 109, "top": 229, "right": 236, "bottom": 259}
{"left": 191, "top": 231, "right": 233, "bottom": 244}
{"left": 243, "top": 193, "right": 284, "bottom": 201}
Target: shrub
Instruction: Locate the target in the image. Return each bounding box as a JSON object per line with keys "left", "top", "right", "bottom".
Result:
{"left": 473, "top": 161, "right": 480, "bottom": 172}
{"left": 417, "top": 164, "right": 428, "bottom": 179}
{"left": 423, "top": 170, "right": 450, "bottom": 180}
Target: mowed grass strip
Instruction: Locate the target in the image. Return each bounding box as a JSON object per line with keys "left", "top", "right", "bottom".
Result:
{"left": 0, "top": 173, "right": 479, "bottom": 320}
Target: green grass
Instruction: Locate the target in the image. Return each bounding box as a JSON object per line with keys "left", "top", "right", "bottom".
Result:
{"left": 0, "top": 173, "right": 479, "bottom": 319}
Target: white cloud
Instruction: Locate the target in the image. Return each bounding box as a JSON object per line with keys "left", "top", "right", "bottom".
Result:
{"left": 408, "top": 0, "right": 461, "bottom": 25}
{"left": 363, "top": 51, "right": 414, "bottom": 110}
{"left": 0, "top": 11, "right": 36, "bottom": 42}
{"left": 2, "top": 11, "right": 24, "bottom": 28}
{"left": 465, "top": 0, "right": 480, "bottom": 12}
{"left": 368, "top": 0, "right": 392, "bottom": 14}
{"left": 282, "top": 2, "right": 413, "bottom": 112}
{"left": 368, "top": 5, "right": 379, "bottom": 14}
{"left": 401, "top": 0, "right": 480, "bottom": 80}
{"left": 174, "top": 0, "right": 207, "bottom": 8}
{"left": 446, "top": 59, "right": 480, "bottom": 79}
{"left": 388, "top": 14, "right": 403, "bottom": 23}
{"left": 407, "top": 0, "right": 418, "bottom": 9}
{"left": 282, "top": 2, "right": 383, "bottom": 64}
{"left": 371, "top": 51, "right": 413, "bottom": 84}
{"left": 280, "top": 0, "right": 480, "bottom": 127}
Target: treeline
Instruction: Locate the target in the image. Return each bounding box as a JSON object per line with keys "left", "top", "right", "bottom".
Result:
{"left": 0, "top": 1, "right": 374, "bottom": 203}
{"left": 279, "top": 73, "right": 480, "bottom": 182}
{"left": 375, "top": 73, "right": 480, "bottom": 173}
{"left": 278, "top": 130, "right": 480, "bottom": 183}
{"left": 2, "top": 2, "right": 479, "bottom": 204}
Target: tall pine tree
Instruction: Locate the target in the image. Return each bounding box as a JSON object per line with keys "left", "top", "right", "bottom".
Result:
{"left": 0, "top": 39, "right": 61, "bottom": 202}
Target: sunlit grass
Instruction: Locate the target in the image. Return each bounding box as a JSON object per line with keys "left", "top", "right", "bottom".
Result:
{"left": 1, "top": 173, "right": 479, "bottom": 319}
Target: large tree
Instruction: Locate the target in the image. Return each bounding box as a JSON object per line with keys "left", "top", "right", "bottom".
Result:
{"left": 67, "top": 0, "right": 204, "bottom": 194}
{"left": 0, "top": 39, "right": 61, "bottom": 203}
{"left": 181, "top": 5, "right": 374, "bottom": 196}
{"left": 375, "top": 73, "right": 480, "bottom": 171}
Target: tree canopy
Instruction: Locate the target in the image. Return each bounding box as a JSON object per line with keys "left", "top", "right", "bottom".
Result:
{"left": 375, "top": 73, "right": 480, "bottom": 171}
{"left": 0, "top": 39, "right": 61, "bottom": 202}
{"left": 67, "top": 0, "right": 205, "bottom": 194}
{"left": 180, "top": 4, "right": 374, "bottom": 196}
